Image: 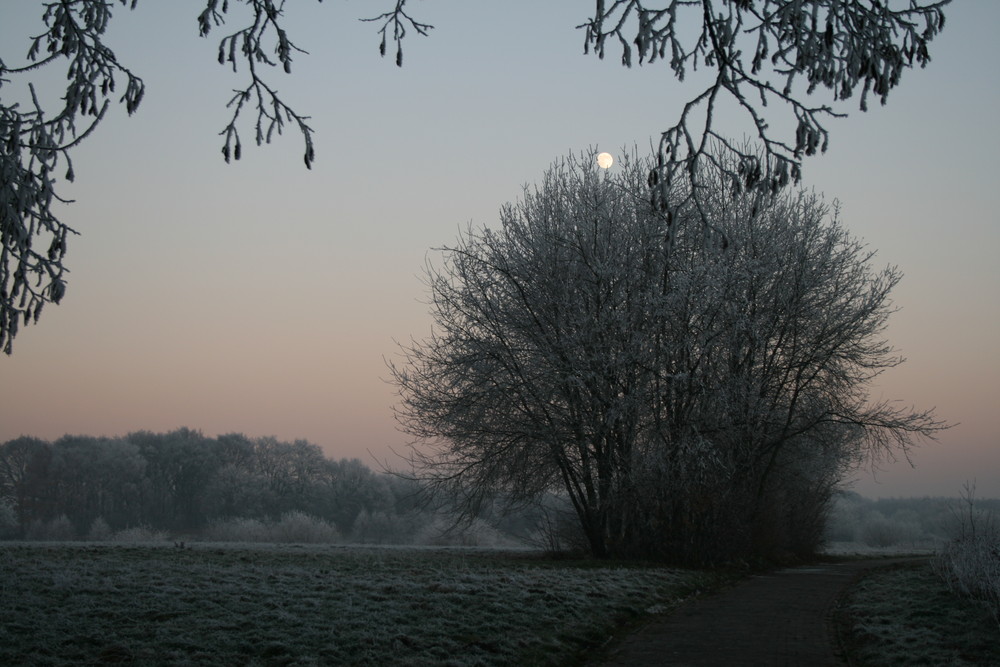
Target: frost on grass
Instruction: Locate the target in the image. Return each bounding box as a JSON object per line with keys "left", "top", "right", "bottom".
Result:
{"left": 0, "top": 544, "right": 708, "bottom": 666}
{"left": 934, "top": 534, "right": 1000, "bottom": 628}
{"left": 838, "top": 561, "right": 1000, "bottom": 666}
{"left": 822, "top": 542, "right": 939, "bottom": 557}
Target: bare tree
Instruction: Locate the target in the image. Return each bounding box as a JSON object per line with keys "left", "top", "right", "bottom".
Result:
{"left": 389, "top": 149, "right": 945, "bottom": 563}
{"left": 1, "top": 1, "right": 951, "bottom": 353}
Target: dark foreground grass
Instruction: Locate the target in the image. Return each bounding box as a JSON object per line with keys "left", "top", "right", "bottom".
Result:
{"left": 0, "top": 543, "right": 716, "bottom": 666}
{"left": 835, "top": 559, "right": 1000, "bottom": 666}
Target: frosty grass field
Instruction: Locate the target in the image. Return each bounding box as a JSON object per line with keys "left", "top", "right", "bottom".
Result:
{"left": 0, "top": 543, "right": 717, "bottom": 666}
{"left": 836, "top": 559, "right": 1000, "bottom": 666}
{"left": 4, "top": 542, "right": 997, "bottom": 666}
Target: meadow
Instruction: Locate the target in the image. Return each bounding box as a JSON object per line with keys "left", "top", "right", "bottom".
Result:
{"left": 0, "top": 543, "right": 717, "bottom": 666}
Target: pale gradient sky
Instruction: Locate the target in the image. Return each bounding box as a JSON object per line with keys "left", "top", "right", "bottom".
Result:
{"left": 1, "top": 1, "right": 997, "bottom": 499}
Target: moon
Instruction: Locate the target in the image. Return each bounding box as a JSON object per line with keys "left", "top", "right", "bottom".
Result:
{"left": 597, "top": 152, "right": 614, "bottom": 169}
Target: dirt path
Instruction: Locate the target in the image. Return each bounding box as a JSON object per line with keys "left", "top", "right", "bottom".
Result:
{"left": 593, "top": 557, "right": 926, "bottom": 666}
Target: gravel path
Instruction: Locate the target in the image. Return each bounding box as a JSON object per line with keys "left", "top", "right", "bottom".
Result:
{"left": 593, "top": 557, "right": 926, "bottom": 666}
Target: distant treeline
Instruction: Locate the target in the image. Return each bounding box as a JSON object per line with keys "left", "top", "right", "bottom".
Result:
{"left": 826, "top": 490, "right": 1000, "bottom": 548}
{"left": 0, "top": 428, "right": 528, "bottom": 545}
{"left": 2, "top": 428, "right": 992, "bottom": 550}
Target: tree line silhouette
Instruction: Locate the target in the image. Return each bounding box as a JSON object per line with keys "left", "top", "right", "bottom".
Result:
{"left": 0, "top": 428, "right": 504, "bottom": 544}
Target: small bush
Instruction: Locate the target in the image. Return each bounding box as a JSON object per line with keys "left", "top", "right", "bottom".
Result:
{"left": 87, "top": 517, "right": 113, "bottom": 541}
{"left": 933, "top": 484, "right": 1000, "bottom": 626}
{"left": 272, "top": 511, "right": 340, "bottom": 544}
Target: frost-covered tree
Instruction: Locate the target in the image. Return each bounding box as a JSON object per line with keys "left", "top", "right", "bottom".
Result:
{"left": 1, "top": 1, "right": 951, "bottom": 353}
{"left": 389, "top": 149, "right": 945, "bottom": 563}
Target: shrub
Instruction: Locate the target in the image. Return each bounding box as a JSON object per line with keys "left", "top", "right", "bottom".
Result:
{"left": 272, "top": 511, "right": 340, "bottom": 544}
{"left": 87, "top": 517, "right": 113, "bottom": 541}
{"left": 933, "top": 484, "right": 1000, "bottom": 626}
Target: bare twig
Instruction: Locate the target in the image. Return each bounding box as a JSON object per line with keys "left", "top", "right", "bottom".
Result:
{"left": 578, "top": 0, "right": 951, "bottom": 220}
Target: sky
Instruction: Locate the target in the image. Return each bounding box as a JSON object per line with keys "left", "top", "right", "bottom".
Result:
{"left": 1, "top": 1, "right": 997, "bottom": 500}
